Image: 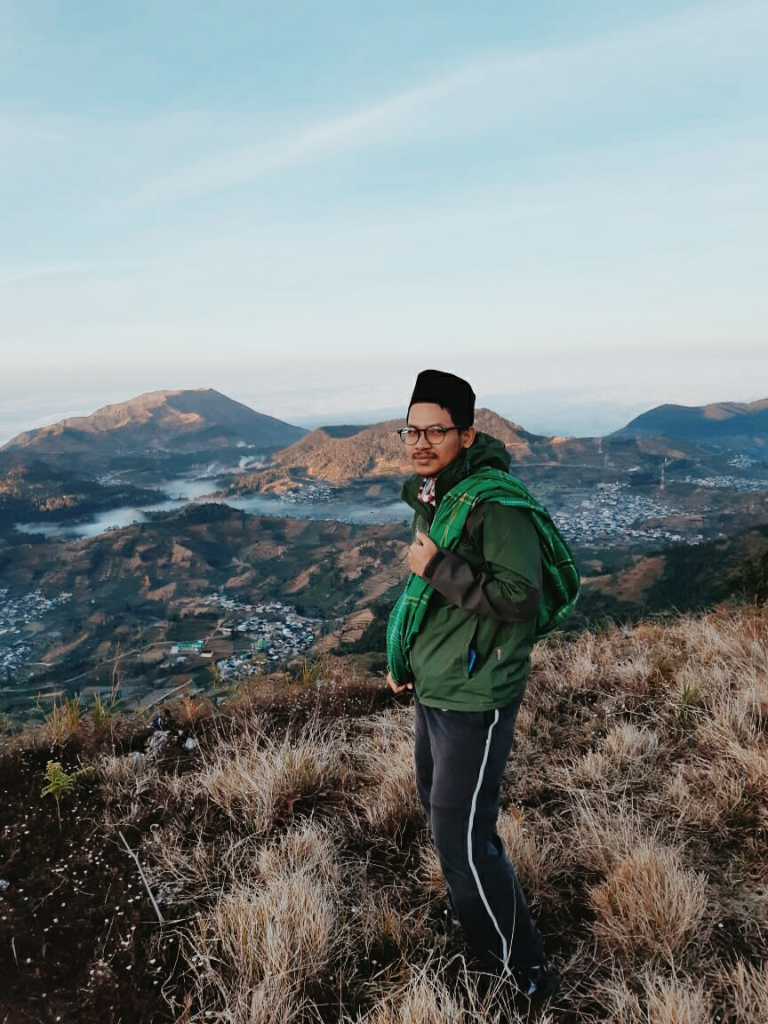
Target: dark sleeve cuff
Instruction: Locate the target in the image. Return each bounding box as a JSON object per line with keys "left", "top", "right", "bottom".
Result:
{"left": 423, "top": 548, "right": 540, "bottom": 622}
{"left": 422, "top": 547, "right": 448, "bottom": 581}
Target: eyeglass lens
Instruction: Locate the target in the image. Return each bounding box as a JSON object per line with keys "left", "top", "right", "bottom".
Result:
{"left": 399, "top": 427, "right": 450, "bottom": 445}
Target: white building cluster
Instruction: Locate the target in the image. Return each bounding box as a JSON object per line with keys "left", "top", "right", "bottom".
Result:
{"left": 279, "top": 482, "right": 333, "bottom": 504}
{"left": 201, "top": 594, "right": 317, "bottom": 680}
{"left": 555, "top": 484, "right": 700, "bottom": 547}
{"left": 679, "top": 474, "right": 768, "bottom": 493}
{"left": 0, "top": 587, "right": 72, "bottom": 679}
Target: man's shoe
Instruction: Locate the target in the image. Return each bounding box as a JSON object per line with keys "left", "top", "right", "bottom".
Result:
{"left": 444, "top": 891, "right": 461, "bottom": 928}
{"left": 512, "top": 961, "right": 560, "bottom": 1000}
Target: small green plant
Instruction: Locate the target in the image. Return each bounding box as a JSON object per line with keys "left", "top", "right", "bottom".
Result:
{"left": 41, "top": 760, "right": 93, "bottom": 830}
{"left": 93, "top": 644, "right": 124, "bottom": 727}
{"left": 91, "top": 692, "right": 109, "bottom": 729}
{"left": 676, "top": 682, "right": 701, "bottom": 724}
{"left": 91, "top": 681, "right": 121, "bottom": 729}
{"left": 291, "top": 654, "right": 332, "bottom": 689}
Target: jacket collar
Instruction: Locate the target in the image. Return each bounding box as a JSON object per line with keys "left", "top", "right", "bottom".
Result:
{"left": 401, "top": 431, "right": 511, "bottom": 517}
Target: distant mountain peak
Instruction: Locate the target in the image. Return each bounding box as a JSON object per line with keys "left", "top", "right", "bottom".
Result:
{"left": 611, "top": 398, "right": 768, "bottom": 443}
{"left": 2, "top": 388, "right": 307, "bottom": 455}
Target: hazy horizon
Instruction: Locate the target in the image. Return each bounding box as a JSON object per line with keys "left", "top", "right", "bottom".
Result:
{"left": 2, "top": 347, "right": 766, "bottom": 447}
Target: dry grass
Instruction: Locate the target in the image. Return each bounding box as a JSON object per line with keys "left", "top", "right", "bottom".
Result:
{"left": 595, "top": 970, "right": 713, "bottom": 1024}
{"left": 497, "top": 808, "right": 565, "bottom": 903}
{"left": 189, "top": 822, "right": 343, "bottom": 1022}
{"left": 345, "top": 959, "right": 533, "bottom": 1023}
{"left": 100, "top": 750, "right": 161, "bottom": 828}
{"left": 724, "top": 960, "right": 768, "bottom": 1024}
{"left": 590, "top": 842, "right": 709, "bottom": 965}
{"left": 166, "top": 713, "right": 352, "bottom": 833}
{"left": 353, "top": 709, "right": 419, "bottom": 838}
{"left": 83, "top": 604, "right": 768, "bottom": 1022}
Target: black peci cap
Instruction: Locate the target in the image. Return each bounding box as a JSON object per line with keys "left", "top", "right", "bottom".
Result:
{"left": 408, "top": 369, "right": 476, "bottom": 428}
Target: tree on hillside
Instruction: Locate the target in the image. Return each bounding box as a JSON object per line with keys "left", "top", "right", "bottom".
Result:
{"left": 729, "top": 549, "right": 768, "bottom": 605}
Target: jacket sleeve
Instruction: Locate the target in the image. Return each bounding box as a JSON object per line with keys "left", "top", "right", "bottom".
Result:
{"left": 422, "top": 504, "right": 541, "bottom": 622}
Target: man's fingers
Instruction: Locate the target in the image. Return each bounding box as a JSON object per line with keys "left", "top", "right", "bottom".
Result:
{"left": 386, "top": 671, "right": 413, "bottom": 695}
{"left": 386, "top": 672, "right": 401, "bottom": 693}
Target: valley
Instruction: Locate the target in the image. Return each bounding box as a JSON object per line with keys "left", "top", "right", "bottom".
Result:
{"left": 2, "top": 388, "right": 768, "bottom": 723}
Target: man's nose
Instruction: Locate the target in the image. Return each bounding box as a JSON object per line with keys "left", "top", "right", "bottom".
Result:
{"left": 413, "top": 431, "right": 432, "bottom": 449}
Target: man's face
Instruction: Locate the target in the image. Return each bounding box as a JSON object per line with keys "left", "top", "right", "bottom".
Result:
{"left": 406, "top": 402, "right": 476, "bottom": 477}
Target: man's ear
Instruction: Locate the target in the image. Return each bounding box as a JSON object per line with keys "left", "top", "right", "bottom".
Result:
{"left": 461, "top": 426, "right": 476, "bottom": 448}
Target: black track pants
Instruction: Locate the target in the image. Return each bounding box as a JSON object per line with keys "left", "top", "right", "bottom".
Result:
{"left": 414, "top": 694, "right": 544, "bottom": 974}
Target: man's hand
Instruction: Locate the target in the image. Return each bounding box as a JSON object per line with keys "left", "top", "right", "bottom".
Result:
{"left": 409, "top": 530, "right": 438, "bottom": 577}
{"left": 386, "top": 671, "right": 413, "bottom": 694}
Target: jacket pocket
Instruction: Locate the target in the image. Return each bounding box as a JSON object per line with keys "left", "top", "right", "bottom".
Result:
{"left": 409, "top": 603, "right": 475, "bottom": 687}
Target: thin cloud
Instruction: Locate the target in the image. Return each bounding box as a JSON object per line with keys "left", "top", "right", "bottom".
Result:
{"left": 0, "top": 261, "right": 100, "bottom": 287}
{"left": 129, "top": 0, "right": 766, "bottom": 209}
{"left": 133, "top": 72, "right": 467, "bottom": 207}
{"left": 0, "top": 115, "right": 64, "bottom": 147}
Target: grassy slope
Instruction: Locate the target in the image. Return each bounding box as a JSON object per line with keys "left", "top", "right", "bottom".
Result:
{"left": 1, "top": 607, "right": 768, "bottom": 1023}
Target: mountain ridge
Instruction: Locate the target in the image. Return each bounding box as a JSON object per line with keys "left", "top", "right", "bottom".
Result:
{"left": 611, "top": 397, "right": 768, "bottom": 443}
{"left": 265, "top": 408, "right": 549, "bottom": 482}
{"left": 5, "top": 388, "right": 768, "bottom": 472}
{"left": 1, "top": 388, "right": 307, "bottom": 455}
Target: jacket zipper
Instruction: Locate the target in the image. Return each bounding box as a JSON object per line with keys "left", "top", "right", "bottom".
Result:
{"left": 465, "top": 618, "right": 479, "bottom": 677}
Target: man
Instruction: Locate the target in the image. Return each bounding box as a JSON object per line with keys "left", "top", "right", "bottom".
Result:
{"left": 386, "top": 369, "right": 578, "bottom": 998}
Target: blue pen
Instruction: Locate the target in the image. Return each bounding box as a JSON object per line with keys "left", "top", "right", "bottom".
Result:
{"left": 468, "top": 648, "right": 477, "bottom": 674}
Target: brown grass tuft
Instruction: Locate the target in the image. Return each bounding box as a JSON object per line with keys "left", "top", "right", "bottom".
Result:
{"left": 724, "top": 960, "right": 768, "bottom": 1024}
{"left": 644, "top": 974, "right": 712, "bottom": 1024}
{"left": 174, "top": 714, "right": 350, "bottom": 832}
{"left": 354, "top": 709, "right": 420, "bottom": 838}
{"left": 590, "top": 842, "right": 708, "bottom": 965}
{"left": 191, "top": 822, "right": 341, "bottom": 1023}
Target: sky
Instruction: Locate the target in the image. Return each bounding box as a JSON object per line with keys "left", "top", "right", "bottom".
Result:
{"left": 1, "top": 0, "right": 767, "bottom": 441}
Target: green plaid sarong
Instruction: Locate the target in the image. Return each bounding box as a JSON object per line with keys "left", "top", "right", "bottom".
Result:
{"left": 386, "top": 468, "right": 580, "bottom": 685}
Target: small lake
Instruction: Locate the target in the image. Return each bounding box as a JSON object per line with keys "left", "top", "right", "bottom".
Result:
{"left": 15, "top": 476, "right": 412, "bottom": 539}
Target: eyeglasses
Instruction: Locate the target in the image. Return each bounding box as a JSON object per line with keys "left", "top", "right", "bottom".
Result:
{"left": 397, "top": 426, "right": 461, "bottom": 446}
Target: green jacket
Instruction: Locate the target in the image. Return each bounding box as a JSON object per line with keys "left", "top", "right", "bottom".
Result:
{"left": 391, "top": 432, "right": 579, "bottom": 711}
